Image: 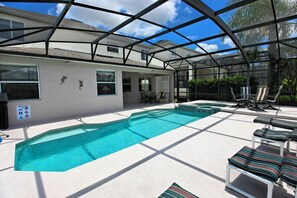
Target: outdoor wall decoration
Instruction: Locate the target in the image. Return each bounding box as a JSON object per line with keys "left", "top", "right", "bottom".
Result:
{"left": 79, "top": 80, "right": 83, "bottom": 90}
{"left": 60, "top": 75, "right": 67, "bottom": 85}
{"left": 16, "top": 105, "right": 31, "bottom": 120}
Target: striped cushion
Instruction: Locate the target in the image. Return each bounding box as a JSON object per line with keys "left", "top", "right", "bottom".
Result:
{"left": 280, "top": 154, "right": 297, "bottom": 187}
{"left": 159, "top": 183, "right": 198, "bottom": 198}
{"left": 283, "top": 154, "right": 297, "bottom": 166}
{"left": 281, "top": 164, "right": 297, "bottom": 187}
{"left": 253, "top": 116, "right": 273, "bottom": 125}
{"left": 228, "top": 146, "right": 283, "bottom": 182}
{"left": 253, "top": 128, "right": 291, "bottom": 142}
{"left": 290, "top": 129, "right": 297, "bottom": 141}
{"left": 271, "top": 119, "right": 297, "bottom": 130}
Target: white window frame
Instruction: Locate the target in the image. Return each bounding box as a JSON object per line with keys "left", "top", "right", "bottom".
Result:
{"left": 0, "top": 63, "right": 41, "bottom": 100}
{"left": 96, "top": 70, "right": 117, "bottom": 96}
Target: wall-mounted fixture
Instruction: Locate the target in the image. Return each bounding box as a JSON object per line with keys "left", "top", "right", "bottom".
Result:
{"left": 79, "top": 80, "right": 83, "bottom": 90}
{"left": 66, "top": 61, "right": 71, "bottom": 65}
{"left": 60, "top": 75, "right": 67, "bottom": 85}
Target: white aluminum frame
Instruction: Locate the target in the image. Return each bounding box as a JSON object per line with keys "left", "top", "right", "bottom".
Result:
{"left": 226, "top": 164, "right": 275, "bottom": 198}
{"left": 252, "top": 135, "right": 290, "bottom": 156}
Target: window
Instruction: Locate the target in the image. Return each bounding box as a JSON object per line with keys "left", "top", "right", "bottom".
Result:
{"left": 97, "top": 70, "right": 116, "bottom": 95}
{"left": 0, "top": 64, "right": 39, "bottom": 100}
{"left": 122, "top": 76, "right": 131, "bottom": 92}
{"left": 107, "top": 45, "right": 119, "bottom": 53}
{"left": 0, "top": 18, "right": 24, "bottom": 41}
{"left": 139, "top": 77, "right": 152, "bottom": 91}
{"left": 141, "top": 50, "right": 148, "bottom": 61}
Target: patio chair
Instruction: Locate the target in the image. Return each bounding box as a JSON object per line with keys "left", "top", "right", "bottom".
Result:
{"left": 230, "top": 87, "right": 246, "bottom": 108}
{"left": 140, "top": 92, "right": 148, "bottom": 103}
{"left": 252, "top": 127, "right": 291, "bottom": 156}
{"left": 226, "top": 146, "right": 297, "bottom": 198}
{"left": 264, "top": 85, "right": 283, "bottom": 110}
{"left": 254, "top": 116, "right": 297, "bottom": 155}
{"left": 248, "top": 86, "right": 269, "bottom": 111}
{"left": 155, "top": 92, "right": 162, "bottom": 103}
{"left": 254, "top": 116, "right": 297, "bottom": 130}
{"left": 240, "top": 86, "right": 251, "bottom": 100}
{"left": 158, "top": 182, "right": 198, "bottom": 198}
{"left": 160, "top": 92, "right": 167, "bottom": 103}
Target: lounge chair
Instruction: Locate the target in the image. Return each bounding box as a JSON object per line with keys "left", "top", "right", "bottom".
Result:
{"left": 254, "top": 116, "right": 297, "bottom": 130}
{"left": 248, "top": 86, "right": 269, "bottom": 111}
{"left": 252, "top": 127, "right": 292, "bottom": 156}
{"left": 226, "top": 146, "right": 297, "bottom": 198}
{"left": 264, "top": 85, "right": 283, "bottom": 110}
{"left": 230, "top": 87, "right": 246, "bottom": 108}
{"left": 253, "top": 116, "right": 297, "bottom": 155}
{"left": 158, "top": 182, "right": 198, "bottom": 198}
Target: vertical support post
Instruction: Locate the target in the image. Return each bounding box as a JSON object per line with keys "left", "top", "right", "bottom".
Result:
{"left": 176, "top": 71, "right": 180, "bottom": 103}
{"left": 247, "top": 63, "right": 251, "bottom": 90}
{"left": 218, "top": 66, "right": 221, "bottom": 101}
{"left": 277, "top": 61, "right": 280, "bottom": 89}
{"left": 122, "top": 47, "right": 125, "bottom": 64}
{"left": 194, "top": 68, "right": 197, "bottom": 101}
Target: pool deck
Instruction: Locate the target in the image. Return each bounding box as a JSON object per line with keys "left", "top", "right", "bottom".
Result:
{"left": 1, "top": 101, "right": 297, "bottom": 198}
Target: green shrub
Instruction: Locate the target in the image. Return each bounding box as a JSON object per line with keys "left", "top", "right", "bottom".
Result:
{"left": 189, "top": 75, "right": 259, "bottom": 101}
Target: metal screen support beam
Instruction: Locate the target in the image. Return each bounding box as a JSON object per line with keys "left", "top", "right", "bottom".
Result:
{"left": 45, "top": 0, "right": 74, "bottom": 55}
{"left": 124, "top": 46, "right": 133, "bottom": 64}
{"left": 91, "top": 0, "right": 168, "bottom": 60}
{"left": 183, "top": 0, "right": 250, "bottom": 66}
{"left": 147, "top": 33, "right": 226, "bottom": 56}
{"left": 164, "top": 62, "right": 170, "bottom": 69}
{"left": 146, "top": 54, "right": 155, "bottom": 67}
{"left": 270, "top": 0, "right": 281, "bottom": 62}
{"left": 0, "top": 28, "right": 50, "bottom": 45}
{"left": 281, "top": 42, "right": 297, "bottom": 50}
{"left": 122, "top": 47, "right": 125, "bottom": 64}
{"left": 176, "top": 71, "right": 180, "bottom": 102}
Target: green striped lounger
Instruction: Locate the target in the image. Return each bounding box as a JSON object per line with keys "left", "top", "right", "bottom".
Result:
{"left": 158, "top": 183, "right": 198, "bottom": 198}
{"left": 226, "top": 146, "right": 297, "bottom": 198}
{"left": 252, "top": 128, "right": 291, "bottom": 156}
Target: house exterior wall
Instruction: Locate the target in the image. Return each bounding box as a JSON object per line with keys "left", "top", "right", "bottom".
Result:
{"left": 0, "top": 54, "right": 174, "bottom": 127}
{"left": 1, "top": 54, "right": 125, "bottom": 127}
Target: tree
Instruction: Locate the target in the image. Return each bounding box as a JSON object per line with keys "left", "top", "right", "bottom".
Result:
{"left": 226, "top": 0, "right": 297, "bottom": 92}
{"left": 281, "top": 59, "right": 297, "bottom": 103}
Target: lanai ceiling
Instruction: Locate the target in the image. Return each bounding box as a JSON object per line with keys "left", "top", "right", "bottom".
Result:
{"left": 0, "top": 0, "right": 296, "bottom": 71}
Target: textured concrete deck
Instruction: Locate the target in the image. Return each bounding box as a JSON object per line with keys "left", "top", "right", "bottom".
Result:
{"left": 0, "top": 101, "right": 296, "bottom": 198}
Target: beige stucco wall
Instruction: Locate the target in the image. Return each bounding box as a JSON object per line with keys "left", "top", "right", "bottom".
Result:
{"left": 0, "top": 54, "right": 174, "bottom": 128}
{"left": 1, "top": 54, "right": 125, "bottom": 127}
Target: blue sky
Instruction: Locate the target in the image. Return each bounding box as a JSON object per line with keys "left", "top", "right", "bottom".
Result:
{"left": 1, "top": 0, "right": 236, "bottom": 53}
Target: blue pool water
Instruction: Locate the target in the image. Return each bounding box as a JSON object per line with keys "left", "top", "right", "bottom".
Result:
{"left": 15, "top": 109, "right": 208, "bottom": 172}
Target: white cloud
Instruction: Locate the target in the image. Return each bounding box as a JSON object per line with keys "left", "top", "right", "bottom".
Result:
{"left": 0, "top": 3, "right": 5, "bottom": 6}
{"left": 54, "top": 0, "right": 180, "bottom": 37}
{"left": 186, "top": 35, "right": 198, "bottom": 40}
{"left": 184, "top": 6, "right": 192, "bottom": 14}
{"left": 222, "top": 37, "right": 235, "bottom": 48}
{"left": 195, "top": 43, "right": 218, "bottom": 53}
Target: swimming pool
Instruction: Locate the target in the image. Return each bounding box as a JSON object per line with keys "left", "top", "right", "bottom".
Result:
{"left": 15, "top": 109, "right": 208, "bottom": 172}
